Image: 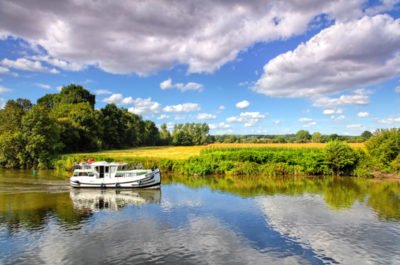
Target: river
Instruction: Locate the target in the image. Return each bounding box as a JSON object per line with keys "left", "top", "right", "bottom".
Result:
{"left": 1, "top": 169, "right": 400, "bottom": 264}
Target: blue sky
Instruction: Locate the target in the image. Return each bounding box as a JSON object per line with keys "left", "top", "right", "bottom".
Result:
{"left": 0, "top": 0, "right": 399, "bottom": 135}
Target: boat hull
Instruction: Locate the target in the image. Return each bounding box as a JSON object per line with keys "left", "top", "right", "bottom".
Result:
{"left": 70, "top": 169, "right": 161, "bottom": 189}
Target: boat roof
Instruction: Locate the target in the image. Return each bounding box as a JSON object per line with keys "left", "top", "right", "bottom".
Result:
{"left": 83, "top": 161, "right": 127, "bottom": 166}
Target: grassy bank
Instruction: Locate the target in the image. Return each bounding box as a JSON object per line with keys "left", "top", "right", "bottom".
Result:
{"left": 56, "top": 142, "right": 372, "bottom": 177}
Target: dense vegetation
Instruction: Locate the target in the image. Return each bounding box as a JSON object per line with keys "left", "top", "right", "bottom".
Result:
{"left": 0, "top": 84, "right": 209, "bottom": 168}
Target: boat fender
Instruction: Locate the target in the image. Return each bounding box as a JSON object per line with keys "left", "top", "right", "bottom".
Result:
{"left": 101, "top": 183, "right": 106, "bottom": 189}
{"left": 116, "top": 183, "right": 121, "bottom": 189}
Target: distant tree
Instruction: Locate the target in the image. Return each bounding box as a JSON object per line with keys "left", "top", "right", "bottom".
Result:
{"left": 159, "top": 123, "right": 171, "bottom": 145}
{"left": 361, "top": 130, "right": 373, "bottom": 140}
{"left": 172, "top": 123, "right": 209, "bottom": 145}
{"left": 143, "top": 120, "right": 160, "bottom": 146}
{"left": 58, "top": 84, "right": 96, "bottom": 109}
{"left": 312, "top": 132, "right": 322, "bottom": 143}
{"left": 295, "top": 130, "right": 311, "bottom": 143}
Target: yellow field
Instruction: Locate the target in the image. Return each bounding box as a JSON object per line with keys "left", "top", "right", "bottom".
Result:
{"left": 74, "top": 143, "right": 365, "bottom": 160}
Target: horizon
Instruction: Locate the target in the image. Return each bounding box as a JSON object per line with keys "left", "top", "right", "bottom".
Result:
{"left": 0, "top": 0, "right": 399, "bottom": 135}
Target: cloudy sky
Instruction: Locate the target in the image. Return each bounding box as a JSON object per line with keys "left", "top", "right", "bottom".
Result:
{"left": 0, "top": 0, "right": 399, "bottom": 135}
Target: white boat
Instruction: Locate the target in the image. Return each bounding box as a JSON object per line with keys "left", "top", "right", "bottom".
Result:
{"left": 70, "top": 161, "right": 161, "bottom": 189}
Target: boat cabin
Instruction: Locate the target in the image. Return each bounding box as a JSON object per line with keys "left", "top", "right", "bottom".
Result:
{"left": 74, "top": 161, "right": 127, "bottom": 179}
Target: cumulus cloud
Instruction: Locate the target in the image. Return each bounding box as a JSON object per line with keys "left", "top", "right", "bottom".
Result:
{"left": 163, "top": 103, "right": 200, "bottom": 113}
{"left": 395, "top": 86, "right": 400, "bottom": 93}
{"left": 36, "top": 83, "right": 51, "bottom": 90}
{"left": 218, "top": 105, "right": 225, "bottom": 111}
{"left": 160, "top": 78, "right": 203, "bottom": 92}
{"left": 0, "top": 0, "right": 378, "bottom": 75}
{"left": 323, "top": 108, "right": 343, "bottom": 115}
{"left": 331, "top": 115, "right": 346, "bottom": 121}
{"left": 254, "top": 15, "right": 400, "bottom": 98}
{"left": 127, "top": 98, "right": 161, "bottom": 115}
{"left": 313, "top": 89, "right": 370, "bottom": 107}
{"left": 30, "top": 55, "right": 84, "bottom": 71}
{"left": 1, "top": 58, "right": 59, "bottom": 74}
{"left": 227, "top": 112, "right": 266, "bottom": 127}
{"left": 347, "top": 124, "right": 362, "bottom": 128}
{"left": 197, "top": 113, "right": 216, "bottom": 120}
{"left": 0, "top": 85, "right": 11, "bottom": 94}
{"left": 357, "top": 112, "right": 369, "bottom": 118}
{"left": 0, "top": 66, "right": 9, "bottom": 74}
{"left": 377, "top": 117, "right": 400, "bottom": 124}
{"left": 298, "top": 117, "right": 317, "bottom": 127}
{"left": 209, "top": 122, "right": 231, "bottom": 130}
{"left": 236, "top": 100, "right": 250, "bottom": 109}
{"left": 94, "top": 89, "right": 112, "bottom": 95}
{"left": 157, "top": 114, "right": 169, "bottom": 120}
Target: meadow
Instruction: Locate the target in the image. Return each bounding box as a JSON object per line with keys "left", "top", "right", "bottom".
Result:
{"left": 57, "top": 142, "right": 369, "bottom": 177}
{"left": 72, "top": 143, "right": 365, "bottom": 160}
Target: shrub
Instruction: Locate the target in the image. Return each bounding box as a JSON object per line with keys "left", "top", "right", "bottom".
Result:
{"left": 325, "top": 141, "right": 358, "bottom": 176}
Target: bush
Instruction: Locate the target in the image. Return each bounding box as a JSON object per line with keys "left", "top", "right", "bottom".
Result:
{"left": 325, "top": 141, "right": 358, "bottom": 176}
{"left": 365, "top": 128, "right": 400, "bottom": 172}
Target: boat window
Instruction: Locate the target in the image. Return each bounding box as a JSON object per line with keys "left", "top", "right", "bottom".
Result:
{"left": 105, "top": 167, "right": 109, "bottom": 173}
{"left": 78, "top": 172, "right": 87, "bottom": 176}
{"left": 110, "top": 167, "right": 116, "bottom": 173}
{"left": 74, "top": 172, "right": 79, "bottom": 176}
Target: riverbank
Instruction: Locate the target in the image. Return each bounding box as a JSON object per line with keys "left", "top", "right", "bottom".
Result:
{"left": 53, "top": 142, "right": 397, "bottom": 178}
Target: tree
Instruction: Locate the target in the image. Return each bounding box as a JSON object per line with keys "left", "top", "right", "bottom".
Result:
{"left": 22, "top": 105, "right": 62, "bottom": 168}
{"left": 361, "top": 130, "right": 373, "bottom": 140}
{"left": 365, "top": 128, "right": 400, "bottom": 171}
{"left": 159, "top": 123, "right": 171, "bottom": 145}
{"left": 312, "top": 132, "right": 322, "bottom": 143}
{"left": 143, "top": 120, "right": 160, "bottom": 146}
{"left": 172, "top": 123, "right": 209, "bottom": 146}
{"left": 325, "top": 140, "right": 357, "bottom": 176}
{"left": 295, "top": 130, "right": 311, "bottom": 143}
{"left": 58, "top": 84, "right": 96, "bottom": 109}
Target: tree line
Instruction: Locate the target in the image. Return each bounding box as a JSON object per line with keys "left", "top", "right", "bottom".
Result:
{"left": 0, "top": 84, "right": 209, "bottom": 168}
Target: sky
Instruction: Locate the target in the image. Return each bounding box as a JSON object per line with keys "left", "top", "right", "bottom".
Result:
{"left": 0, "top": 0, "right": 399, "bottom": 135}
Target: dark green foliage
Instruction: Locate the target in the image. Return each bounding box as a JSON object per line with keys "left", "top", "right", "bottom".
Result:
{"left": 159, "top": 123, "right": 172, "bottom": 145}
{"left": 361, "top": 130, "right": 373, "bottom": 140}
{"left": 366, "top": 128, "right": 400, "bottom": 172}
{"left": 325, "top": 141, "right": 358, "bottom": 176}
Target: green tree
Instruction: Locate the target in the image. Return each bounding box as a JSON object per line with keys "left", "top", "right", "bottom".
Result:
{"left": 325, "top": 140, "right": 358, "bottom": 176}
{"left": 159, "top": 123, "right": 171, "bottom": 145}
{"left": 365, "top": 128, "right": 400, "bottom": 171}
{"left": 22, "top": 105, "right": 62, "bottom": 168}
{"left": 312, "top": 132, "right": 322, "bottom": 143}
{"left": 295, "top": 130, "right": 311, "bottom": 143}
{"left": 361, "top": 130, "right": 373, "bottom": 140}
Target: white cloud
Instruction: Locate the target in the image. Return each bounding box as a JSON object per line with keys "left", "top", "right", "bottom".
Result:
{"left": 128, "top": 98, "right": 161, "bottom": 115}
{"left": 331, "top": 115, "right": 346, "bottom": 121}
{"left": 218, "top": 105, "right": 225, "bottom": 111}
{"left": 313, "top": 89, "right": 370, "bottom": 107}
{"left": 235, "top": 100, "right": 250, "bottom": 109}
{"left": 226, "top": 112, "right": 266, "bottom": 127}
{"left": 163, "top": 103, "right": 200, "bottom": 113}
{"left": 197, "top": 113, "right": 216, "bottom": 120}
{"left": 1, "top": 58, "right": 59, "bottom": 74}
{"left": 94, "top": 89, "right": 112, "bottom": 95}
{"left": 254, "top": 15, "right": 400, "bottom": 98}
{"left": 209, "top": 122, "right": 231, "bottom": 130}
{"left": 347, "top": 124, "right": 362, "bottom": 128}
{"left": 357, "top": 112, "right": 369, "bottom": 118}
{"left": 0, "top": 85, "right": 11, "bottom": 94}
{"left": 160, "top": 78, "right": 203, "bottom": 92}
{"left": 323, "top": 108, "right": 343, "bottom": 115}
{"left": 157, "top": 114, "right": 169, "bottom": 120}
{"left": 103, "top": 93, "right": 124, "bottom": 104}
{"left": 395, "top": 86, "right": 400, "bottom": 93}
{"left": 299, "top": 117, "right": 317, "bottom": 127}
{"left": 30, "top": 55, "right": 84, "bottom": 71}
{"left": 377, "top": 117, "right": 400, "bottom": 124}
{"left": 272, "top": 120, "right": 281, "bottom": 125}
{"left": 36, "top": 83, "right": 51, "bottom": 90}
{"left": 0, "top": 66, "right": 9, "bottom": 74}
{"left": 0, "top": 0, "right": 377, "bottom": 75}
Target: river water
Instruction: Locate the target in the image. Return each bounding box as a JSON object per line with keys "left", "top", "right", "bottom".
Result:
{"left": 0, "top": 169, "right": 400, "bottom": 264}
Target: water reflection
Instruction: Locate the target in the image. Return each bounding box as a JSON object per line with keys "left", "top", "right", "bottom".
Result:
{"left": 70, "top": 189, "right": 161, "bottom": 212}
{"left": 163, "top": 175, "right": 400, "bottom": 221}
{"left": 0, "top": 170, "right": 400, "bottom": 264}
